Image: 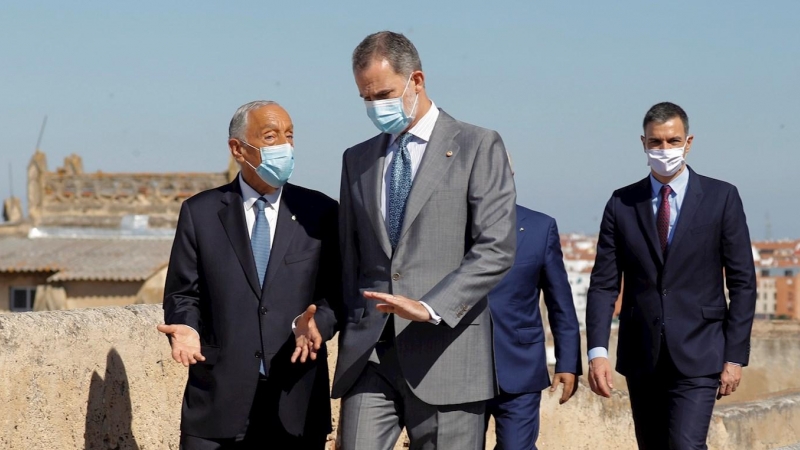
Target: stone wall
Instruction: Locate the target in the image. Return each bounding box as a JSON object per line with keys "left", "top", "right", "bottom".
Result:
{"left": 0, "top": 305, "right": 798, "bottom": 449}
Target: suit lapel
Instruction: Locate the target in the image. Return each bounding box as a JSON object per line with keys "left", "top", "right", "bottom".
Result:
{"left": 667, "top": 168, "right": 704, "bottom": 255}
{"left": 263, "top": 185, "right": 299, "bottom": 292}
{"left": 633, "top": 176, "right": 664, "bottom": 265}
{"left": 515, "top": 208, "right": 528, "bottom": 261}
{"left": 358, "top": 133, "right": 393, "bottom": 259}
{"left": 398, "top": 111, "right": 461, "bottom": 243}
{"left": 218, "top": 180, "right": 261, "bottom": 297}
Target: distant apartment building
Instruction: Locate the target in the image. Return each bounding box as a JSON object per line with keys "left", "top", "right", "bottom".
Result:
{"left": 752, "top": 239, "right": 800, "bottom": 321}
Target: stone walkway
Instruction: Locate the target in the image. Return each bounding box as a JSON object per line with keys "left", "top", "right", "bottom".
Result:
{"left": 775, "top": 444, "right": 800, "bottom": 449}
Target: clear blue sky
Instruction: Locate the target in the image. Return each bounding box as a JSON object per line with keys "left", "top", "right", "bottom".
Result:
{"left": 2, "top": 1, "right": 798, "bottom": 239}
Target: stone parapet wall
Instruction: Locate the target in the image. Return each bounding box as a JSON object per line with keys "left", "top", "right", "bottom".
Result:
{"left": 0, "top": 305, "right": 798, "bottom": 449}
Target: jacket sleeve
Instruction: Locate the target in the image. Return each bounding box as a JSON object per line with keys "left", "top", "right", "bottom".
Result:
{"left": 419, "top": 130, "right": 517, "bottom": 327}
{"left": 541, "top": 218, "right": 583, "bottom": 375}
{"left": 586, "top": 195, "right": 623, "bottom": 352}
{"left": 311, "top": 200, "right": 343, "bottom": 342}
{"left": 720, "top": 186, "right": 757, "bottom": 365}
{"left": 163, "top": 201, "right": 202, "bottom": 333}
{"left": 338, "top": 151, "right": 363, "bottom": 323}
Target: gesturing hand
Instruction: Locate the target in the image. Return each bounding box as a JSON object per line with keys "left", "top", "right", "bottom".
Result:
{"left": 550, "top": 372, "right": 578, "bottom": 404}
{"left": 157, "top": 324, "right": 205, "bottom": 367}
{"left": 717, "top": 363, "right": 742, "bottom": 400}
{"left": 292, "top": 304, "right": 322, "bottom": 363}
{"left": 588, "top": 357, "right": 614, "bottom": 398}
{"left": 363, "top": 291, "right": 432, "bottom": 322}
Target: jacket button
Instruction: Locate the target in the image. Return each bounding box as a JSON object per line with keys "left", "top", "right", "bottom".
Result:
{"left": 662, "top": 289, "right": 668, "bottom": 296}
{"left": 259, "top": 306, "right": 268, "bottom": 315}
{"left": 255, "top": 351, "right": 263, "bottom": 359}
{"left": 392, "top": 273, "right": 401, "bottom": 281}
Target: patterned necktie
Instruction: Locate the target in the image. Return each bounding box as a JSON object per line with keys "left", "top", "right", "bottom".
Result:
{"left": 657, "top": 185, "right": 672, "bottom": 253}
{"left": 251, "top": 197, "right": 271, "bottom": 288}
{"left": 388, "top": 133, "right": 413, "bottom": 250}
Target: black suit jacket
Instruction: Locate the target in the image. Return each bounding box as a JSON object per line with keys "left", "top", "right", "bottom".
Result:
{"left": 586, "top": 167, "right": 756, "bottom": 378}
{"left": 163, "top": 177, "right": 341, "bottom": 438}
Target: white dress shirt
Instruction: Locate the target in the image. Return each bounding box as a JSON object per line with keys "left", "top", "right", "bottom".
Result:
{"left": 240, "top": 174, "right": 282, "bottom": 245}
{"left": 381, "top": 102, "right": 443, "bottom": 325}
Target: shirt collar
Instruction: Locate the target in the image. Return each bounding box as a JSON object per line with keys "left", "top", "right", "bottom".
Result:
{"left": 390, "top": 101, "right": 439, "bottom": 145}
{"left": 650, "top": 166, "right": 690, "bottom": 198}
{"left": 239, "top": 174, "right": 282, "bottom": 211}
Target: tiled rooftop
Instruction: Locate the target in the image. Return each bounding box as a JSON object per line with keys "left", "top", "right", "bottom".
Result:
{"left": 0, "top": 237, "right": 172, "bottom": 282}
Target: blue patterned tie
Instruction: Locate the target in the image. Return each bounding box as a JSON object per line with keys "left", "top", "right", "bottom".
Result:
{"left": 388, "top": 133, "right": 413, "bottom": 250}
{"left": 251, "top": 197, "right": 271, "bottom": 288}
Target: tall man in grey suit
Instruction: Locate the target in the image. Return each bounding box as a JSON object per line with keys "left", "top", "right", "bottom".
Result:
{"left": 333, "top": 31, "right": 517, "bottom": 450}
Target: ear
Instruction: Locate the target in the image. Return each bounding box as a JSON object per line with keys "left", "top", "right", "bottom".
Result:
{"left": 229, "top": 138, "right": 246, "bottom": 163}
{"left": 412, "top": 70, "right": 425, "bottom": 93}
{"left": 640, "top": 135, "right": 646, "bottom": 150}
{"left": 684, "top": 134, "right": 693, "bottom": 156}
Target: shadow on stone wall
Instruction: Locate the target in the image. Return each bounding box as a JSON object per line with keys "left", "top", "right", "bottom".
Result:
{"left": 84, "top": 348, "right": 140, "bottom": 450}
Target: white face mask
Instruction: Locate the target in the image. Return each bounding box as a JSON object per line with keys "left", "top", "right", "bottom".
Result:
{"left": 645, "top": 144, "right": 687, "bottom": 177}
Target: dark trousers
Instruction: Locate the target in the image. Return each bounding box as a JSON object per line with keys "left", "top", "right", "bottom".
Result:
{"left": 626, "top": 347, "right": 719, "bottom": 450}
{"left": 487, "top": 390, "right": 542, "bottom": 450}
{"left": 180, "top": 377, "right": 327, "bottom": 450}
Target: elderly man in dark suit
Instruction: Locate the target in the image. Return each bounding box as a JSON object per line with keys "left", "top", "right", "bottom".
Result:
{"left": 158, "top": 101, "right": 340, "bottom": 449}
{"left": 586, "top": 102, "right": 757, "bottom": 449}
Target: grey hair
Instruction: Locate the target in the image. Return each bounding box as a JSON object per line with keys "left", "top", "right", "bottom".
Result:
{"left": 352, "top": 31, "right": 422, "bottom": 77}
{"left": 643, "top": 102, "right": 690, "bottom": 135}
{"left": 228, "top": 100, "right": 279, "bottom": 140}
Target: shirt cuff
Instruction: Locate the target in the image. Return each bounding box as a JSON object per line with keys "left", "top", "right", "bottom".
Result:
{"left": 588, "top": 347, "right": 609, "bottom": 361}
{"left": 419, "top": 301, "right": 442, "bottom": 325}
{"left": 726, "top": 361, "right": 742, "bottom": 366}
{"left": 291, "top": 314, "right": 303, "bottom": 332}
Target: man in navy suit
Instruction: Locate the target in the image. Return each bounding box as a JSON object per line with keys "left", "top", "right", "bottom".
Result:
{"left": 487, "top": 157, "right": 582, "bottom": 450}
{"left": 586, "top": 102, "right": 757, "bottom": 449}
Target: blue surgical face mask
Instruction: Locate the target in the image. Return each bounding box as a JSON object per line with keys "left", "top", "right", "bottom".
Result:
{"left": 242, "top": 142, "right": 294, "bottom": 188}
{"left": 364, "top": 74, "right": 419, "bottom": 134}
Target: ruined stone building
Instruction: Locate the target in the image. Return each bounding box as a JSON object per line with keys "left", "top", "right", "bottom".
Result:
{"left": 0, "top": 150, "right": 236, "bottom": 312}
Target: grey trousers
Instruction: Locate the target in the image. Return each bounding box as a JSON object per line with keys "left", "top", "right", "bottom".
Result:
{"left": 339, "top": 342, "right": 486, "bottom": 450}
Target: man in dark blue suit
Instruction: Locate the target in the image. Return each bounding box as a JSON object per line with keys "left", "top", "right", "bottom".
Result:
{"left": 488, "top": 196, "right": 582, "bottom": 449}
{"left": 586, "top": 102, "right": 757, "bottom": 449}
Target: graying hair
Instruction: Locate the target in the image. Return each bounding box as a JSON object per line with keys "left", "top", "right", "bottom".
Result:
{"left": 352, "top": 31, "right": 422, "bottom": 77}
{"left": 228, "top": 100, "right": 279, "bottom": 140}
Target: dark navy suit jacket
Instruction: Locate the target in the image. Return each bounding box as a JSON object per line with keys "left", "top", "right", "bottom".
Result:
{"left": 586, "top": 167, "right": 757, "bottom": 378}
{"left": 489, "top": 205, "right": 582, "bottom": 394}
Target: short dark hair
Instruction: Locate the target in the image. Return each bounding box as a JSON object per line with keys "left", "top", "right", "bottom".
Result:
{"left": 352, "top": 31, "right": 422, "bottom": 76}
{"left": 643, "top": 102, "right": 689, "bottom": 135}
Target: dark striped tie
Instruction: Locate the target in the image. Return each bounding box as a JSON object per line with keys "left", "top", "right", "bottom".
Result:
{"left": 657, "top": 185, "right": 672, "bottom": 253}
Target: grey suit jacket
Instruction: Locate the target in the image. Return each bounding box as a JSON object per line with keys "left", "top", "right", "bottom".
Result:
{"left": 332, "top": 109, "right": 517, "bottom": 405}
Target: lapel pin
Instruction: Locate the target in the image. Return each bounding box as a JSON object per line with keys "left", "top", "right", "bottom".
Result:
{"left": 445, "top": 151, "right": 453, "bottom": 157}
{"left": 291, "top": 215, "right": 296, "bottom": 221}
{"left": 519, "top": 227, "right": 525, "bottom": 231}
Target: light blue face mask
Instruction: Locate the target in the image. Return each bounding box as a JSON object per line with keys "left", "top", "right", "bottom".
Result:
{"left": 364, "top": 74, "right": 419, "bottom": 134}
{"left": 242, "top": 142, "right": 294, "bottom": 188}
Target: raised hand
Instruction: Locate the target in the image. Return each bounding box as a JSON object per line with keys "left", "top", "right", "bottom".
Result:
{"left": 157, "top": 324, "right": 205, "bottom": 367}
{"left": 292, "top": 304, "right": 322, "bottom": 363}
{"left": 363, "top": 291, "right": 432, "bottom": 322}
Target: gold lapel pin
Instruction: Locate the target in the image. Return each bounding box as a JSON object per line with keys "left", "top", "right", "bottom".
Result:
{"left": 445, "top": 151, "right": 453, "bottom": 157}
{"left": 291, "top": 215, "right": 296, "bottom": 221}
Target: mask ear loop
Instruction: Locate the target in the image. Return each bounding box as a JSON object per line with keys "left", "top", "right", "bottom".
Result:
{"left": 402, "top": 73, "right": 420, "bottom": 119}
